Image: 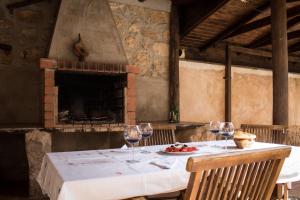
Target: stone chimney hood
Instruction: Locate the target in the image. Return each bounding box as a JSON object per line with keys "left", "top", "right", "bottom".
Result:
{"left": 48, "top": 0, "right": 128, "bottom": 64}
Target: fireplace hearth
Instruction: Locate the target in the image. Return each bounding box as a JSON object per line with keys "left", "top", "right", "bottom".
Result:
{"left": 40, "top": 58, "right": 139, "bottom": 130}
{"left": 56, "top": 72, "right": 126, "bottom": 124}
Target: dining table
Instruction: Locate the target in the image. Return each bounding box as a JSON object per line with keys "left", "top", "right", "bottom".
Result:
{"left": 37, "top": 140, "right": 300, "bottom": 200}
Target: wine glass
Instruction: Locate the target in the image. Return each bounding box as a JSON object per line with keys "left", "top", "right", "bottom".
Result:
{"left": 209, "top": 121, "right": 221, "bottom": 135}
{"left": 124, "top": 125, "right": 142, "bottom": 163}
{"left": 139, "top": 123, "right": 153, "bottom": 153}
{"left": 139, "top": 123, "right": 153, "bottom": 145}
{"left": 219, "top": 122, "right": 235, "bottom": 151}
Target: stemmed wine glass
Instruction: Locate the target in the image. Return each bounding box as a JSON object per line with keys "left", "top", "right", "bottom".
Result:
{"left": 219, "top": 122, "right": 235, "bottom": 151}
{"left": 124, "top": 125, "right": 142, "bottom": 163}
{"left": 209, "top": 121, "right": 221, "bottom": 135}
{"left": 139, "top": 123, "right": 153, "bottom": 146}
{"left": 139, "top": 123, "right": 153, "bottom": 153}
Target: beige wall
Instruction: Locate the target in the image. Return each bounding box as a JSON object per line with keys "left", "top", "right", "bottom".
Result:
{"left": 180, "top": 60, "right": 300, "bottom": 128}
{"left": 179, "top": 62, "right": 225, "bottom": 123}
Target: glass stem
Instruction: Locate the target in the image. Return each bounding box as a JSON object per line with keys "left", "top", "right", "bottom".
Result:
{"left": 225, "top": 137, "right": 228, "bottom": 151}
{"left": 132, "top": 144, "right": 134, "bottom": 161}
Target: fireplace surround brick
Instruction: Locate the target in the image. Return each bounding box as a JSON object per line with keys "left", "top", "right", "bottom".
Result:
{"left": 40, "top": 58, "right": 139, "bottom": 128}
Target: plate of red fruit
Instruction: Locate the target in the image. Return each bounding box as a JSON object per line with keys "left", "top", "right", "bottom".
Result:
{"left": 163, "top": 143, "right": 198, "bottom": 155}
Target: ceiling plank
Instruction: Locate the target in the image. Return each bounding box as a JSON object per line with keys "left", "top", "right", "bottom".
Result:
{"left": 231, "top": 45, "right": 300, "bottom": 63}
{"left": 287, "top": 0, "right": 300, "bottom": 2}
{"left": 180, "top": 0, "right": 230, "bottom": 38}
{"left": 226, "top": 4, "right": 300, "bottom": 39}
{"left": 198, "top": 2, "right": 269, "bottom": 51}
{"left": 289, "top": 41, "right": 300, "bottom": 52}
{"left": 248, "top": 16, "right": 300, "bottom": 48}
{"left": 6, "top": 0, "right": 50, "bottom": 14}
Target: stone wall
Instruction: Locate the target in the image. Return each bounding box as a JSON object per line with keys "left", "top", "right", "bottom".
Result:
{"left": 0, "top": 1, "right": 59, "bottom": 126}
{"left": 0, "top": 1, "right": 170, "bottom": 126}
{"left": 179, "top": 60, "right": 300, "bottom": 127}
{"left": 110, "top": 2, "right": 170, "bottom": 121}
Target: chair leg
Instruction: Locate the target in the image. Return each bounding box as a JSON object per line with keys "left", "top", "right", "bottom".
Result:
{"left": 276, "top": 183, "right": 289, "bottom": 200}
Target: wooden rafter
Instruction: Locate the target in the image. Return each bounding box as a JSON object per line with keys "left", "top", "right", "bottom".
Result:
{"left": 287, "top": 0, "right": 300, "bottom": 2}
{"left": 199, "top": 2, "right": 269, "bottom": 51}
{"left": 289, "top": 41, "right": 300, "bottom": 52}
{"left": 226, "top": 4, "right": 300, "bottom": 39}
{"left": 247, "top": 16, "right": 300, "bottom": 48}
{"left": 231, "top": 45, "right": 300, "bottom": 63}
{"left": 6, "top": 0, "right": 50, "bottom": 14}
{"left": 180, "top": 0, "right": 230, "bottom": 38}
{"left": 247, "top": 30, "right": 300, "bottom": 48}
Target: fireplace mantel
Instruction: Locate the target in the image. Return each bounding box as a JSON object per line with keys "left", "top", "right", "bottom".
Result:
{"left": 40, "top": 58, "right": 139, "bottom": 129}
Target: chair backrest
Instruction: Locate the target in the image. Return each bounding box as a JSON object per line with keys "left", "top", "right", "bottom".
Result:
{"left": 184, "top": 146, "right": 291, "bottom": 200}
{"left": 140, "top": 124, "right": 176, "bottom": 146}
{"left": 286, "top": 126, "right": 300, "bottom": 146}
{"left": 241, "top": 124, "right": 287, "bottom": 144}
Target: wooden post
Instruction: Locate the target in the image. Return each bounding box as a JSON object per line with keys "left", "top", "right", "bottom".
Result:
{"left": 271, "top": 0, "right": 289, "bottom": 125}
{"left": 169, "top": 3, "right": 180, "bottom": 119}
{"left": 225, "top": 44, "right": 232, "bottom": 122}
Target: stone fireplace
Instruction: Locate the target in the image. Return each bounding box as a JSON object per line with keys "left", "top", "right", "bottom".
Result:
{"left": 40, "top": 58, "right": 139, "bottom": 130}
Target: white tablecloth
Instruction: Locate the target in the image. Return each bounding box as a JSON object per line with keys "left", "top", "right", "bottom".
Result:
{"left": 37, "top": 140, "right": 300, "bottom": 200}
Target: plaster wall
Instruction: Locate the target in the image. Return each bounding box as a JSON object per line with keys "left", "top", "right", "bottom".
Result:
{"left": 180, "top": 60, "right": 300, "bottom": 127}
{"left": 0, "top": 1, "right": 59, "bottom": 126}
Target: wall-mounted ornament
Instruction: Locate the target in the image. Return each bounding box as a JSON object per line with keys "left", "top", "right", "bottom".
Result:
{"left": 73, "top": 34, "right": 89, "bottom": 62}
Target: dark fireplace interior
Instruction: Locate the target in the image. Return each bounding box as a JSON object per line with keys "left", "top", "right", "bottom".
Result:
{"left": 0, "top": 132, "right": 29, "bottom": 197}
{"left": 55, "top": 72, "right": 126, "bottom": 125}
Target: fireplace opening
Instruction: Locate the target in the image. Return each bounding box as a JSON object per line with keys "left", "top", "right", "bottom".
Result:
{"left": 55, "top": 72, "right": 126, "bottom": 125}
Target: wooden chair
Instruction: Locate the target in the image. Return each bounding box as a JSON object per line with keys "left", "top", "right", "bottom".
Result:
{"left": 184, "top": 146, "right": 291, "bottom": 200}
{"left": 241, "top": 124, "right": 287, "bottom": 144}
{"left": 286, "top": 126, "right": 300, "bottom": 146}
{"left": 140, "top": 124, "right": 176, "bottom": 146}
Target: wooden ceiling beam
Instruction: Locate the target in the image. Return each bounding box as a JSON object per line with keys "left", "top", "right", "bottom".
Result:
{"left": 248, "top": 16, "right": 300, "bottom": 48}
{"left": 198, "top": 2, "right": 269, "bottom": 51}
{"left": 226, "top": 4, "right": 300, "bottom": 39}
{"left": 287, "top": 0, "right": 300, "bottom": 2}
{"left": 180, "top": 0, "right": 230, "bottom": 38}
{"left": 289, "top": 41, "right": 300, "bottom": 52}
{"left": 231, "top": 45, "right": 300, "bottom": 63}
{"left": 6, "top": 0, "right": 50, "bottom": 14}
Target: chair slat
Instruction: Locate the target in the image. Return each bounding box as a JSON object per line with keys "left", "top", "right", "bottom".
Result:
{"left": 210, "top": 168, "right": 222, "bottom": 200}
{"left": 216, "top": 167, "right": 229, "bottom": 200}
{"left": 239, "top": 162, "right": 256, "bottom": 200}
{"left": 140, "top": 125, "right": 176, "bottom": 146}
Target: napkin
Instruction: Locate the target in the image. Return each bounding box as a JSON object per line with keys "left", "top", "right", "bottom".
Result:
{"left": 149, "top": 158, "right": 178, "bottom": 169}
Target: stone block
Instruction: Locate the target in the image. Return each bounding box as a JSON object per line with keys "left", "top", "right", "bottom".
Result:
{"left": 25, "top": 129, "right": 52, "bottom": 199}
